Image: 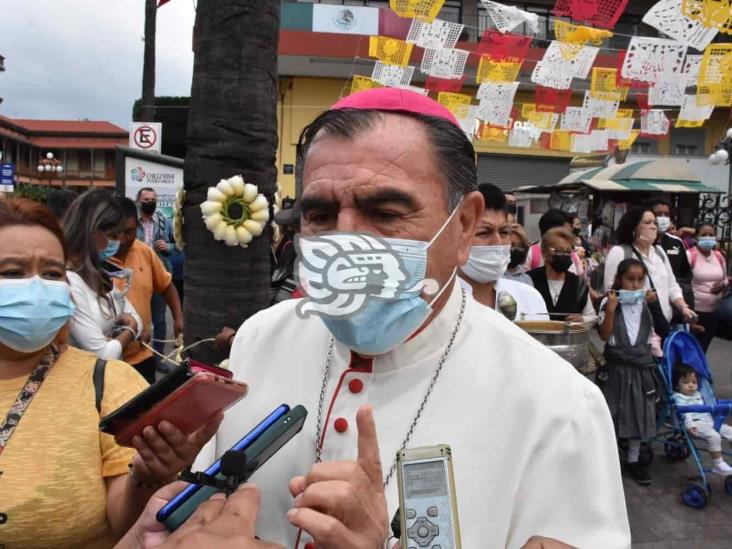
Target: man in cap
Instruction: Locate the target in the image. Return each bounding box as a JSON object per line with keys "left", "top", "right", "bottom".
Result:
{"left": 195, "top": 89, "right": 629, "bottom": 548}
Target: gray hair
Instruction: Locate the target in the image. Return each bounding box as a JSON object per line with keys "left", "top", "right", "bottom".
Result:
{"left": 62, "top": 189, "right": 125, "bottom": 302}
{"left": 296, "top": 109, "right": 477, "bottom": 211}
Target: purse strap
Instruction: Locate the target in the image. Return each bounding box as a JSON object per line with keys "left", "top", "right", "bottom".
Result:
{"left": 630, "top": 245, "right": 657, "bottom": 291}
{"left": 0, "top": 347, "right": 59, "bottom": 456}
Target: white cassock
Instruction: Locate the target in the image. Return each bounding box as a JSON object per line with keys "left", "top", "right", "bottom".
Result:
{"left": 195, "top": 283, "right": 630, "bottom": 549}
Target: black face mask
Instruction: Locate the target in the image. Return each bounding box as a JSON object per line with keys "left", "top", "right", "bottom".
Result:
{"left": 140, "top": 201, "right": 157, "bottom": 215}
{"left": 508, "top": 247, "right": 528, "bottom": 269}
{"left": 550, "top": 254, "right": 573, "bottom": 273}
{"left": 572, "top": 227, "right": 581, "bottom": 236}
{"left": 506, "top": 204, "right": 517, "bottom": 215}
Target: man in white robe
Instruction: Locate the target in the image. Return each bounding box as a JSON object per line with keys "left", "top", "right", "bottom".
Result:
{"left": 195, "top": 89, "right": 629, "bottom": 549}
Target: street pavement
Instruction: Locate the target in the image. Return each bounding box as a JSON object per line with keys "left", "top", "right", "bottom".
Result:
{"left": 626, "top": 337, "right": 732, "bottom": 548}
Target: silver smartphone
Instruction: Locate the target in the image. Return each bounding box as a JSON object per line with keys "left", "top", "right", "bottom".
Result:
{"left": 396, "top": 444, "right": 461, "bottom": 549}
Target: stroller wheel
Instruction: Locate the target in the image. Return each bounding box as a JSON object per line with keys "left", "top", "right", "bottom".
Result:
{"left": 681, "top": 483, "right": 709, "bottom": 509}
{"left": 725, "top": 475, "right": 732, "bottom": 496}
{"left": 664, "top": 435, "right": 690, "bottom": 461}
{"left": 639, "top": 442, "right": 654, "bottom": 466}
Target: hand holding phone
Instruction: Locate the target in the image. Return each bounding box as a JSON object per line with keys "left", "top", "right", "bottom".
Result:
{"left": 114, "top": 372, "right": 247, "bottom": 447}
{"left": 100, "top": 360, "right": 246, "bottom": 448}
{"left": 159, "top": 404, "right": 308, "bottom": 532}
{"left": 130, "top": 413, "right": 224, "bottom": 490}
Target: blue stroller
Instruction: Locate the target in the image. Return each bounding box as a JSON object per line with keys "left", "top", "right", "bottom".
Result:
{"left": 657, "top": 330, "right": 732, "bottom": 508}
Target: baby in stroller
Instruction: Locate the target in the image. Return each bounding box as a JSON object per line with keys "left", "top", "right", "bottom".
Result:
{"left": 672, "top": 363, "right": 732, "bottom": 475}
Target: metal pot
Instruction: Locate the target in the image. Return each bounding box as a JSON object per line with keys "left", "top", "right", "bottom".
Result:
{"left": 514, "top": 320, "right": 592, "bottom": 371}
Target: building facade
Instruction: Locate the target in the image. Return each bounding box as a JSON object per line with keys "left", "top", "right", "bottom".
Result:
{"left": 276, "top": 0, "right": 732, "bottom": 197}
{"left": 0, "top": 116, "right": 128, "bottom": 189}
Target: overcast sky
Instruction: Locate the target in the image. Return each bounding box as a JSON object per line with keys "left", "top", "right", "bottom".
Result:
{"left": 1, "top": 0, "right": 195, "bottom": 129}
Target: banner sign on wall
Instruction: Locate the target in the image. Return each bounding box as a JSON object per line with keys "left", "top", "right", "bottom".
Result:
{"left": 0, "top": 163, "right": 15, "bottom": 193}
{"left": 116, "top": 147, "right": 183, "bottom": 218}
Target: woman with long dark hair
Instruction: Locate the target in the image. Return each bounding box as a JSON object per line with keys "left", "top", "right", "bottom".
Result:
{"left": 603, "top": 206, "right": 695, "bottom": 330}
{"left": 62, "top": 190, "right": 142, "bottom": 361}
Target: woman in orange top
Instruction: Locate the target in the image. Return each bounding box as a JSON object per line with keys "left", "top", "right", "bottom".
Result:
{"left": 0, "top": 198, "right": 221, "bottom": 548}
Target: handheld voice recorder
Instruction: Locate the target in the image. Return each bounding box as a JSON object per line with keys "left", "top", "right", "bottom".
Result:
{"left": 396, "top": 444, "right": 461, "bottom": 549}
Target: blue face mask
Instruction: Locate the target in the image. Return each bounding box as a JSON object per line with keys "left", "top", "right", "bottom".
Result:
{"left": 617, "top": 289, "right": 644, "bottom": 305}
{"left": 698, "top": 237, "right": 717, "bottom": 251}
{"left": 295, "top": 205, "right": 461, "bottom": 355}
{"left": 0, "top": 276, "right": 76, "bottom": 353}
{"left": 99, "top": 238, "right": 121, "bottom": 262}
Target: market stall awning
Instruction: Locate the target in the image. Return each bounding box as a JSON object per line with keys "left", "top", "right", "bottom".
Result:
{"left": 518, "top": 159, "right": 723, "bottom": 194}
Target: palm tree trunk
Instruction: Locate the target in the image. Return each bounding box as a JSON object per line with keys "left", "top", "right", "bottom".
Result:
{"left": 183, "top": 0, "right": 280, "bottom": 363}
{"left": 139, "top": 0, "right": 157, "bottom": 121}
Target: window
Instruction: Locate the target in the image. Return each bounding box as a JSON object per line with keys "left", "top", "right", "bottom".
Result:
{"left": 78, "top": 151, "right": 91, "bottom": 173}
{"left": 670, "top": 128, "right": 705, "bottom": 157}
{"left": 631, "top": 140, "right": 658, "bottom": 155}
{"left": 632, "top": 142, "right": 650, "bottom": 155}
{"left": 675, "top": 144, "right": 699, "bottom": 156}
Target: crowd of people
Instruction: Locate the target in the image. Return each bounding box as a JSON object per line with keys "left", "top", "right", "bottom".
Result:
{"left": 1, "top": 87, "right": 731, "bottom": 548}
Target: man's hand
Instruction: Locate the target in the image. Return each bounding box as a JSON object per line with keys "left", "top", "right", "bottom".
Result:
{"left": 159, "top": 484, "right": 284, "bottom": 549}
{"left": 114, "top": 483, "right": 283, "bottom": 549}
{"left": 215, "top": 327, "right": 237, "bottom": 350}
{"left": 173, "top": 317, "right": 184, "bottom": 339}
{"left": 154, "top": 239, "right": 168, "bottom": 253}
{"left": 113, "top": 481, "right": 186, "bottom": 549}
{"left": 689, "top": 426, "right": 700, "bottom": 436}
{"left": 140, "top": 327, "right": 152, "bottom": 344}
{"left": 131, "top": 414, "right": 223, "bottom": 486}
{"left": 117, "top": 313, "right": 140, "bottom": 335}
{"left": 521, "top": 536, "right": 577, "bottom": 549}
{"left": 287, "top": 405, "right": 389, "bottom": 548}
{"left": 645, "top": 289, "right": 657, "bottom": 304}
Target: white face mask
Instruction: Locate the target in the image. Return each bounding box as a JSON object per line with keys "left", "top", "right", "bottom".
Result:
{"left": 656, "top": 216, "right": 671, "bottom": 233}
{"left": 461, "top": 245, "right": 510, "bottom": 283}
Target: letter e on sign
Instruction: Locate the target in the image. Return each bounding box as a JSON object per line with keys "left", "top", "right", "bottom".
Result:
{"left": 129, "top": 122, "right": 162, "bottom": 154}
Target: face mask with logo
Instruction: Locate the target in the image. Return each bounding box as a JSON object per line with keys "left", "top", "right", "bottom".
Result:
{"left": 295, "top": 204, "right": 462, "bottom": 355}
{"left": 461, "top": 244, "right": 510, "bottom": 283}
{"left": 617, "top": 289, "right": 644, "bottom": 305}
{"left": 0, "top": 276, "right": 76, "bottom": 353}
{"left": 508, "top": 246, "right": 528, "bottom": 269}
{"left": 98, "top": 238, "right": 121, "bottom": 262}
{"left": 140, "top": 201, "right": 157, "bottom": 215}
{"left": 550, "top": 254, "right": 573, "bottom": 274}
{"left": 698, "top": 237, "right": 717, "bottom": 251}
{"left": 656, "top": 216, "right": 671, "bottom": 233}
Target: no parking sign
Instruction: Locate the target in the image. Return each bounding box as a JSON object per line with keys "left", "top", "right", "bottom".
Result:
{"left": 129, "top": 122, "right": 162, "bottom": 154}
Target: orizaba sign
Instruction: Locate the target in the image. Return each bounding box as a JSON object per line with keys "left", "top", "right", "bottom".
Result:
{"left": 124, "top": 156, "right": 182, "bottom": 217}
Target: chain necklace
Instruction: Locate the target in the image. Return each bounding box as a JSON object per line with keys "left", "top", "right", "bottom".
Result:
{"left": 314, "top": 288, "right": 467, "bottom": 488}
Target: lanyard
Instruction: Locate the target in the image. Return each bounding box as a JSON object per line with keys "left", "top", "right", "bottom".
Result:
{"left": 0, "top": 347, "right": 58, "bottom": 457}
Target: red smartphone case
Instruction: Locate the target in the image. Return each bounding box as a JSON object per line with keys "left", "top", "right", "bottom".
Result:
{"left": 114, "top": 372, "right": 247, "bottom": 447}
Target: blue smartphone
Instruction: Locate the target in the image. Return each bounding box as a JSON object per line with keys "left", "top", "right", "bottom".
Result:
{"left": 155, "top": 403, "right": 289, "bottom": 524}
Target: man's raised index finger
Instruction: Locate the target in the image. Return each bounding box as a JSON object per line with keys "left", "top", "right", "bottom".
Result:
{"left": 356, "top": 405, "right": 385, "bottom": 492}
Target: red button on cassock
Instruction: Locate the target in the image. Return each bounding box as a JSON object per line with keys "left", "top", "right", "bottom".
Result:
{"left": 348, "top": 378, "right": 364, "bottom": 394}
{"left": 304, "top": 543, "right": 316, "bottom": 549}
{"left": 334, "top": 417, "right": 349, "bottom": 433}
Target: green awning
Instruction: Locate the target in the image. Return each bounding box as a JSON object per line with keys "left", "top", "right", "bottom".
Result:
{"left": 617, "top": 179, "right": 722, "bottom": 193}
